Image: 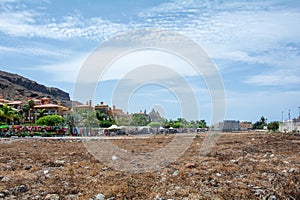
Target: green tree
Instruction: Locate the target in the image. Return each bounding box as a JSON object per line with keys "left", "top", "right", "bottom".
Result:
{"left": 0, "top": 103, "right": 14, "bottom": 124}
{"left": 267, "top": 121, "right": 279, "bottom": 132}
{"left": 173, "top": 121, "right": 184, "bottom": 128}
{"left": 148, "top": 121, "right": 163, "bottom": 128}
{"left": 99, "top": 120, "right": 114, "bottom": 128}
{"left": 177, "top": 118, "right": 188, "bottom": 127}
{"left": 28, "top": 100, "right": 35, "bottom": 108}
{"left": 96, "top": 112, "right": 108, "bottom": 121}
{"left": 22, "top": 103, "right": 30, "bottom": 113}
{"left": 131, "top": 114, "right": 149, "bottom": 126}
{"left": 36, "top": 115, "right": 65, "bottom": 126}
{"left": 197, "top": 120, "right": 207, "bottom": 128}
{"left": 164, "top": 119, "right": 173, "bottom": 128}
{"left": 260, "top": 116, "right": 267, "bottom": 125}
{"left": 253, "top": 116, "right": 267, "bottom": 129}
{"left": 22, "top": 103, "right": 30, "bottom": 123}
{"left": 116, "top": 117, "right": 131, "bottom": 126}
{"left": 12, "top": 110, "right": 22, "bottom": 124}
{"left": 95, "top": 111, "right": 115, "bottom": 128}
{"left": 37, "top": 109, "right": 46, "bottom": 119}
{"left": 27, "top": 100, "right": 35, "bottom": 123}
{"left": 64, "top": 114, "right": 75, "bottom": 135}
{"left": 74, "top": 109, "right": 99, "bottom": 127}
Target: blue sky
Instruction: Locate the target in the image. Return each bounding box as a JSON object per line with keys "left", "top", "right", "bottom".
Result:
{"left": 0, "top": 0, "right": 300, "bottom": 124}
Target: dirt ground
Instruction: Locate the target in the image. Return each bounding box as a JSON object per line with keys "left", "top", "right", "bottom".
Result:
{"left": 0, "top": 132, "right": 299, "bottom": 199}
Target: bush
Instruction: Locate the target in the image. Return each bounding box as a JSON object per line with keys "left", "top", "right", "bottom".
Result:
{"left": 148, "top": 122, "right": 163, "bottom": 128}
{"left": 267, "top": 121, "right": 279, "bottom": 132}
{"left": 99, "top": 120, "right": 114, "bottom": 128}
{"left": 36, "top": 115, "right": 65, "bottom": 126}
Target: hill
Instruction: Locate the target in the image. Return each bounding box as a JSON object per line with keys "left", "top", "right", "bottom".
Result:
{"left": 0, "top": 70, "right": 75, "bottom": 108}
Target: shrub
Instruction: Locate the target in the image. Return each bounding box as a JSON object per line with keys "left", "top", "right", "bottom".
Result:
{"left": 267, "top": 121, "right": 279, "bottom": 132}
{"left": 36, "top": 115, "right": 65, "bottom": 126}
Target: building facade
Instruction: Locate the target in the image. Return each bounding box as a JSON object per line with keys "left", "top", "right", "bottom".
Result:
{"left": 218, "top": 120, "right": 240, "bottom": 132}
{"left": 240, "top": 121, "right": 253, "bottom": 130}
{"left": 279, "top": 118, "right": 300, "bottom": 132}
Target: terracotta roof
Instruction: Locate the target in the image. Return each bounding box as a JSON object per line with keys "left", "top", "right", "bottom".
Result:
{"left": 34, "top": 104, "right": 64, "bottom": 108}
{"left": 73, "top": 105, "right": 93, "bottom": 108}
{"left": 7, "top": 101, "right": 22, "bottom": 105}
{"left": 0, "top": 99, "right": 10, "bottom": 103}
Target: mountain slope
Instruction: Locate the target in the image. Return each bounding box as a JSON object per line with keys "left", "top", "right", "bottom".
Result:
{"left": 0, "top": 70, "right": 73, "bottom": 107}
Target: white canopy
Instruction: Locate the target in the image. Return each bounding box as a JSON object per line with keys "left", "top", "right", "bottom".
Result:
{"left": 107, "top": 124, "right": 121, "bottom": 130}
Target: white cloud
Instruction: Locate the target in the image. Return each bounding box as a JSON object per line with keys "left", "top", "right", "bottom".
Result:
{"left": 244, "top": 70, "right": 300, "bottom": 86}
{"left": 0, "top": 8, "right": 127, "bottom": 40}
{"left": 0, "top": 44, "right": 71, "bottom": 58}
{"left": 137, "top": 0, "right": 300, "bottom": 68}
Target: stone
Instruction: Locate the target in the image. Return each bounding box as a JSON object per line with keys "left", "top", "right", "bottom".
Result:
{"left": 1, "top": 176, "right": 10, "bottom": 182}
{"left": 216, "top": 173, "right": 222, "bottom": 177}
{"left": 45, "top": 193, "right": 60, "bottom": 200}
{"left": 268, "top": 195, "right": 277, "bottom": 200}
{"left": 65, "top": 194, "right": 78, "bottom": 199}
{"left": 1, "top": 190, "right": 10, "bottom": 196}
{"left": 13, "top": 184, "right": 28, "bottom": 195}
{"left": 166, "top": 190, "right": 176, "bottom": 196}
{"left": 185, "top": 163, "right": 196, "bottom": 168}
{"left": 172, "top": 170, "right": 179, "bottom": 176}
{"left": 230, "top": 159, "right": 239, "bottom": 164}
{"left": 24, "top": 165, "right": 32, "bottom": 170}
{"left": 44, "top": 169, "right": 50, "bottom": 178}
{"left": 288, "top": 168, "right": 298, "bottom": 173}
{"left": 94, "top": 193, "right": 105, "bottom": 200}
{"left": 112, "top": 155, "right": 118, "bottom": 161}
{"left": 54, "top": 160, "right": 65, "bottom": 166}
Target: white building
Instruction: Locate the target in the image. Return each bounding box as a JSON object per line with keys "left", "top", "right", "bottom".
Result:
{"left": 279, "top": 118, "right": 300, "bottom": 132}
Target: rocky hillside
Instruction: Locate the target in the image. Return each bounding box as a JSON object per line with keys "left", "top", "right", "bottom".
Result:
{"left": 0, "top": 70, "right": 74, "bottom": 108}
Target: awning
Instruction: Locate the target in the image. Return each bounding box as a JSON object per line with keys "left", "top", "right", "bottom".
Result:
{"left": 0, "top": 125, "right": 9, "bottom": 129}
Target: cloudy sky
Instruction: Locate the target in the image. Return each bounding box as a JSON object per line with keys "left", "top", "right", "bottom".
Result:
{"left": 0, "top": 0, "right": 299, "bottom": 123}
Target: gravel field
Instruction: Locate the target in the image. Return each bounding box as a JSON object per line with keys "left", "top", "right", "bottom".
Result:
{"left": 0, "top": 132, "right": 299, "bottom": 199}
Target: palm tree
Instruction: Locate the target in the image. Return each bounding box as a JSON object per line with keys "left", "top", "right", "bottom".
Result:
{"left": 12, "top": 110, "right": 22, "bottom": 124}
{"left": 0, "top": 103, "right": 14, "bottom": 124}
{"left": 0, "top": 108, "right": 4, "bottom": 122}
{"left": 28, "top": 100, "right": 35, "bottom": 123}
{"left": 37, "top": 108, "right": 46, "bottom": 119}
{"left": 22, "top": 103, "right": 30, "bottom": 123}
{"left": 260, "top": 116, "right": 267, "bottom": 125}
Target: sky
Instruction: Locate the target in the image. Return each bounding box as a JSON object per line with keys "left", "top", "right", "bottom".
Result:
{"left": 0, "top": 0, "right": 300, "bottom": 124}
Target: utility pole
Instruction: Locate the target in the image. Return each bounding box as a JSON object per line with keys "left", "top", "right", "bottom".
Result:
{"left": 288, "top": 109, "right": 291, "bottom": 132}
{"left": 298, "top": 107, "right": 300, "bottom": 119}
{"left": 282, "top": 111, "right": 284, "bottom": 122}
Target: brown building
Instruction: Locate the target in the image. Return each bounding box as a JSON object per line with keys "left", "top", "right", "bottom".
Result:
{"left": 95, "top": 102, "right": 111, "bottom": 116}
{"left": 240, "top": 121, "right": 253, "bottom": 130}
{"left": 72, "top": 100, "right": 93, "bottom": 112}
{"left": 111, "top": 105, "right": 125, "bottom": 119}
{"left": 30, "top": 98, "right": 69, "bottom": 123}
